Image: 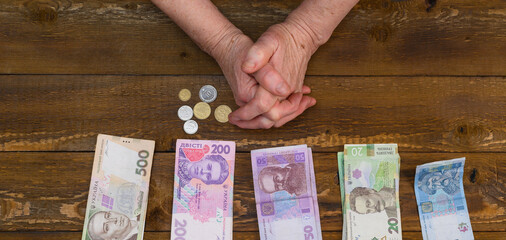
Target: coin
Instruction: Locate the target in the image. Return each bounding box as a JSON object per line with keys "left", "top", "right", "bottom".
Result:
{"left": 177, "top": 105, "right": 193, "bottom": 121}
{"left": 183, "top": 120, "right": 198, "bottom": 134}
{"left": 179, "top": 89, "right": 191, "bottom": 102}
{"left": 199, "top": 85, "right": 217, "bottom": 103}
{"left": 214, "top": 105, "right": 232, "bottom": 123}
{"left": 193, "top": 102, "right": 211, "bottom": 120}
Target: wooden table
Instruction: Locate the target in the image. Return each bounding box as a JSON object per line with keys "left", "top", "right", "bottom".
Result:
{"left": 1, "top": 0, "right": 505, "bottom": 239}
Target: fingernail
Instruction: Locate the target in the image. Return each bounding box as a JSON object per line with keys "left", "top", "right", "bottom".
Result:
{"left": 276, "top": 83, "right": 289, "bottom": 95}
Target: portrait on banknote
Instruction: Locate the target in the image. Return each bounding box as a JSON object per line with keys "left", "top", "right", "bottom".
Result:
{"left": 177, "top": 153, "right": 230, "bottom": 188}
{"left": 414, "top": 158, "right": 474, "bottom": 240}
{"left": 171, "top": 140, "right": 236, "bottom": 240}
{"left": 258, "top": 162, "right": 307, "bottom": 196}
{"left": 82, "top": 135, "right": 155, "bottom": 240}
{"left": 416, "top": 167, "right": 460, "bottom": 195}
{"left": 349, "top": 186, "right": 397, "bottom": 218}
{"left": 87, "top": 210, "right": 140, "bottom": 240}
{"left": 251, "top": 145, "right": 322, "bottom": 240}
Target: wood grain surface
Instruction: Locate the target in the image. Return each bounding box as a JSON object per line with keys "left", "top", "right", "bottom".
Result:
{"left": 1, "top": 152, "right": 504, "bottom": 232}
{"left": 0, "top": 231, "right": 504, "bottom": 240}
{"left": 0, "top": 0, "right": 505, "bottom": 75}
{"left": 0, "top": 75, "right": 504, "bottom": 152}
{"left": 1, "top": 0, "right": 505, "bottom": 238}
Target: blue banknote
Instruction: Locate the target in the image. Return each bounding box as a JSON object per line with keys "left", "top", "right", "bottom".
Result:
{"left": 414, "top": 157, "right": 474, "bottom": 240}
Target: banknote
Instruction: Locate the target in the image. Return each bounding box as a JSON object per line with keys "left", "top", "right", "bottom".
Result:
{"left": 342, "top": 144, "right": 402, "bottom": 240}
{"left": 82, "top": 134, "right": 155, "bottom": 240}
{"left": 251, "top": 145, "right": 322, "bottom": 240}
{"left": 337, "top": 152, "right": 347, "bottom": 240}
{"left": 307, "top": 148, "right": 322, "bottom": 238}
{"left": 415, "top": 157, "right": 474, "bottom": 240}
{"left": 171, "top": 139, "right": 236, "bottom": 240}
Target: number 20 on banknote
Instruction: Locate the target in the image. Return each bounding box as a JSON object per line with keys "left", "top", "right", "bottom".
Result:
{"left": 171, "top": 139, "right": 236, "bottom": 240}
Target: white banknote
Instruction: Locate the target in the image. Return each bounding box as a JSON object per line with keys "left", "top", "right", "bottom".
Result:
{"left": 82, "top": 134, "right": 155, "bottom": 240}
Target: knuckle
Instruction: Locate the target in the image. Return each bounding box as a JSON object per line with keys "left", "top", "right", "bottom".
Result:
{"left": 263, "top": 69, "right": 277, "bottom": 83}
{"left": 234, "top": 99, "right": 244, "bottom": 107}
{"left": 260, "top": 120, "right": 275, "bottom": 129}
{"left": 257, "top": 97, "right": 273, "bottom": 113}
{"left": 263, "top": 29, "right": 279, "bottom": 41}
{"left": 267, "top": 111, "right": 281, "bottom": 122}
{"left": 236, "top": 90, "right": 250, "bottom": 103}
{"left": 289, "top": 84, "right": 297, "bottom": 93}
{"left": 289, "top": 102, "right": 299, "bottom": 112}
{"left": 253, "top": 46, "right": 265, "bottom": 59}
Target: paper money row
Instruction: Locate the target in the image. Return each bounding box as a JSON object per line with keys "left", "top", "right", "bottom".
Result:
{"left": 81, "top": 136, "right": 473, "bottom": 240}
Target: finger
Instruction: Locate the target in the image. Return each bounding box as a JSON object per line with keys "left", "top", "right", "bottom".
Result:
{"left": 242, "top": 33, "right": 278, "bottom": 74}
{"left": 231, "top": 73, "right": 259, "bottom": 106}
{"left": 231, "top": 95, "right": 315, "bottom": 129}
{"left": 229, "top": 93, "right": 305, "bottom": 128}
{"left": 273, "top": 96, "right": 316, "bottom": 128}
{"left": 234, "top": 82, "right": 258, "bottom": 107}
{"left": 302, "top": 85, "right": 311, "bottom": 94}
{"left": 273, "top": 96, "right": 315, "bottom": 128}
{"left": 228, "top": 87, "right": 277, "bottom": 122}
{"left": 235, "top": 99, "right": 246, "bottom": 107}
{"left": 252, "top": 63, "right": 291, "bottom": 97}
{"left": 262, "top": 92, "right": 303, "bottom": 122}
{"left": 230, "top": 115, "right": 275, "bottom": 129}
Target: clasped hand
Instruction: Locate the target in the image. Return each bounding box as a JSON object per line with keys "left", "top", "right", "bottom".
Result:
{"left": 215, "top": 21, "right": 318, "bottom": 129}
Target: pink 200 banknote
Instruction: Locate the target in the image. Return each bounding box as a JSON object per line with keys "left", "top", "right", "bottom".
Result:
{"left": 171, "top": 139, "right": 236, "bottom": 240}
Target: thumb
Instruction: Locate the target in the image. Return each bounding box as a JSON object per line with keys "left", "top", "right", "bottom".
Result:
{"left": 242, "top": 33, "right": 278, "bottom": 74}
{"left": 252, "top": 63, "right": 290, "bottom": 97}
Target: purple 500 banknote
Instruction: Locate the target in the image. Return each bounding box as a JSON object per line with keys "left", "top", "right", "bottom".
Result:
{"left": 251, "top": 145, "right": 322, "bottom": 240}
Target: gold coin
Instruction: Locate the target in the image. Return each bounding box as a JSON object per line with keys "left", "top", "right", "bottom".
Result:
{"left": 214, "top": 105, "right": 232, "bottom": 123}
{"left": 178, "top": 89, "right": 191, "bottom": 102}
{"left": 193, "top": 102, "right": 211, "bottom": 120}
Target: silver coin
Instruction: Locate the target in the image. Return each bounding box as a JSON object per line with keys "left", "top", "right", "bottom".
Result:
{"left": 199, "top": 85, "right": 218, "bottom": 103}
{"left": 178, "top": 105, "right": 193, "bottom": 121}
{"left": 183, "top": 120, "right": 198, "bottom": 134}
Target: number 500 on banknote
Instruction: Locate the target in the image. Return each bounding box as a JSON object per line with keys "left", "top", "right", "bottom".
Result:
{"left": 82, "top": 134, "right": 156, "bottom": 240}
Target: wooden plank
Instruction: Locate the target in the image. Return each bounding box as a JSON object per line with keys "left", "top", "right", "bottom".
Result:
{"left": 0, "top": 75, "right": 504, "bottom": 152}
{"left": 0, "top": 231, "right": 504, "bottom": 240}
{"left": 0, "top": 0, "right": 504, "bottom": 75}
{"left": 0, "top": 152, "right": 504, "bottom": 232}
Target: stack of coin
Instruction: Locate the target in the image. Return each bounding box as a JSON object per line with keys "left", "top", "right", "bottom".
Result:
{"left": 177, "top": 85, "right": 232, "bottom": 135}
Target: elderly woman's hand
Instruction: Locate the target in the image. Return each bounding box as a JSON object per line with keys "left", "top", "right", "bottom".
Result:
{"left": 153, "top": 0, "right": 359, "bottom": 129}
{"left": 211, "top": 29, "right": 314, "bottom": 129}
{"left": 212, "top": 29, "right": 293, "bottom": 107}
{"left": 228, "top": 19, "right": 321, "bottom": 128}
